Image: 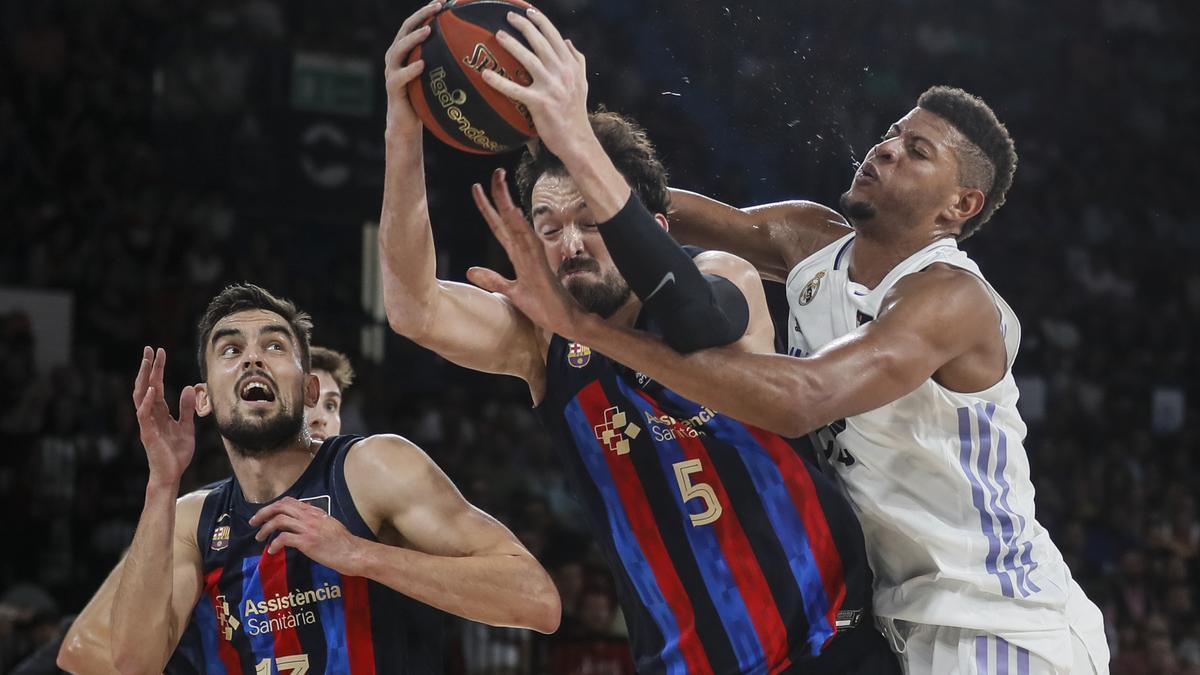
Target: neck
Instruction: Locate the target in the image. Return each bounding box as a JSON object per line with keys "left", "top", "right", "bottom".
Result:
{"left": 608, "top": 295, "right": 643, "bottom": 329}
{"left": 847, "top": 219, "right": 955, "bottom": 289}
{"left": 225, "top": 436, "right": 319, "bottom": 504}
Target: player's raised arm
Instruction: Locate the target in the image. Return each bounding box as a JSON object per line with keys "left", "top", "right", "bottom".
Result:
{"left": 378, "top": 0, "right": 545, "bottom": 392}
{"left": 667, "top": 189, "right": 851, "bottom": 282}
{"left": 249, "top": 434, "right": 561, "bottom": 634}
{"left": 108, "top": 348, "right": 205, "bottom": 674}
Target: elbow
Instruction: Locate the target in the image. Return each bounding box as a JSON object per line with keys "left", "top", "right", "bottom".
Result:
{"left": 522, "top": 563, "right": 562, "bottom": 634}
{"left": 530, "top": 584, "right": 562, "bottom": 635}
{"left": 56, "top": 635, "right": 86, "bottom": 673}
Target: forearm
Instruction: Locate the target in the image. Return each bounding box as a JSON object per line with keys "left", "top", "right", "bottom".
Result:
{"left": 110, "top": 482, "right": 178, "bottom": 674}
{"left": 575, "top": 312, "right": 822, "bottom": 437}
{"left": 379, "top": 128, "right": 439, "bottom": 334}
{"left": 554, "top": 134, "right": 631, "bottom": 222}
{"left": 352, "top": 540, "right": 560, "bottom": 633}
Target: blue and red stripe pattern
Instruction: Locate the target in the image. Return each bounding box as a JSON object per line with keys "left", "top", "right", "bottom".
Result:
{"left": 542, "top": 334, "right": 873, "bottom": 675}
{"left": 182, "top": 436, "right": 441, "bottom": 673}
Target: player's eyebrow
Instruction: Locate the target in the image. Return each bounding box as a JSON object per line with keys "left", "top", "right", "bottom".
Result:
{"left": 210, "top": 327, "right": 243, "bottom": 346}
{"left": 259, "top": 324, "right": 296, "bottom": 344}
{"left": 532, "top": 204, "right": 552, "bottom": 217}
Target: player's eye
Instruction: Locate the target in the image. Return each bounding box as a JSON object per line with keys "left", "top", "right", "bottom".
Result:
{"left": 267, "top": 341, "right": 284, "bottom": 351}
{"left": 539, "top": 227, "right": 561, "bottom": 238}
{"left": 325, "top": 402, "right": 338, "bottom": 412}
{"left": 221, "top": 345, "right": 239, "bottom": 356}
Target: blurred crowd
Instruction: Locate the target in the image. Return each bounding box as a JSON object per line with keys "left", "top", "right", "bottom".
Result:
{"left": 1, "top": 0, "right": 1196, "bottom": 672}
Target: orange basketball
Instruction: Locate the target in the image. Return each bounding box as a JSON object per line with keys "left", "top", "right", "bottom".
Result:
{"left": 406, "top": 0, "right": 539, "bottom": 155}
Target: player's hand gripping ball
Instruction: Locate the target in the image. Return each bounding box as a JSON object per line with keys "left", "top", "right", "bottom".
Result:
{"left": 406, "top": 0, "right": 539, "bottom": 154}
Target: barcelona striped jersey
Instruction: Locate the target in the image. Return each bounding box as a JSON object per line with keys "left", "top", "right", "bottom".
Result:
{"left": 180, "top": 435, "right": 444, "bottom": 674}
{"left": 536, "top": 333, "right": 874, "bottom": 675}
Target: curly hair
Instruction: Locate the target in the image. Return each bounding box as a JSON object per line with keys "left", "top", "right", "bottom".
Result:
{"left": 515, "top": 110, "right": 671, "bottom": 216}
{"left": 917, "top": 86, "right": 1017, "bottom": 239}
{"left": 196, "top": 283, "right": 313, "bottom": 380}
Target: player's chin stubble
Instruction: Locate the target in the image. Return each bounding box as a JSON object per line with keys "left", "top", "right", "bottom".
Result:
{"left": 839, "top": 190, "right": 878, "bottom": 223}
{"left": 566, "top": 273, "right": 632, "bottom": 320}
{"left": 218, "top": 403, "right": 304, "bottom": 457}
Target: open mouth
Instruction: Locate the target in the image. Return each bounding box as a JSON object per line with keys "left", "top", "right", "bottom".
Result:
{"left": 238, "top": 377, "right": 277, "bottom": 403}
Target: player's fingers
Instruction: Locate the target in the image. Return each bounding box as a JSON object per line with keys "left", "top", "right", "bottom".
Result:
{"left": 267, "top": 532, "right": 301, "bottom": 556}
{"left": 178, "top": 385, "right": 197, "bottom": 435}
{"left": 248, "top": 497, "right": 304, "bottom": 526}
{"left": 479, "top": 69, "right": 530, "bottom": 104}
{"left": 493, "top": 30, "right": 551, "bottom": 88}
{"left": 523, "top": 7, "right": 573, "bottom": 63}
{"left": 565, "top": 38, "right": 586, "bottom": 68}
{"left": 505, "top": 11, "right": 561, "bottom": 71}
{"left": 386, "top": 24, "right": 432, "bottom": 72}
{"left": 472, "top": 181, "right": 514, "bottom": 246}
{"left": 132, "top": 346, "right": 152, "bottom": 405}
{"left": 149, "top": 347, "right": 167, "bottom": 392}
{"left": 392, "top": 0, "right": 441, "bottom": 52}
{"left": 466, "top": 267, "right": 515, "bottom": 295}
{"left": 385, "top": 61, "right": 427, "bottom": 96}
{"left": 255, "top": 514, "right": 304, "bottom": 542}
{"left": 489, "top": 168, "right": 523, "bottom": 221}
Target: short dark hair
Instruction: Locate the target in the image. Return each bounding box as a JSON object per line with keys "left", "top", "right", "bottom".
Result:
{"left": 310, "top": 346, "right": 355, "bottom": 392}
{"left": 515, "top": 110, "right": 670, "bottom": 217}
{"left": 917, "top": 85, "right": 1017, "bottom": 239}
{"left": 196, "top": 283, "right": 313, "bottom": 380}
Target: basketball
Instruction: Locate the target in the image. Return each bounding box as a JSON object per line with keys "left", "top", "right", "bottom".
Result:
{"left": 407, "top": 0, "right": 539, "bottom": 155}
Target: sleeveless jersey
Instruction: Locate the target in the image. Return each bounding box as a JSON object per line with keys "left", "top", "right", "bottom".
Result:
{"left": 536, "top": 326, "right": 873, "bottom": 675}
{"left": 186, "top": 435, "right": 444, "bottom": 674}
{"left": 784, "top": 234, "right": 1089, "bottom": 665}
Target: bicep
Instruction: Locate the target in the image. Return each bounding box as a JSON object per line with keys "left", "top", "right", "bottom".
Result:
{"left": 799, "top": 272, "right": 989, "bottom": 425}
{"left": 356, "top": 438, "right": 527, "bottom": 559}
{"left": 409, "top": 280, "right": 545, "bottom": 383}
{"left": 694, "top": 252, "right": 775, "bottom": 354}
{"left": 166, "top": 497, "right": 206, "bottom": 655}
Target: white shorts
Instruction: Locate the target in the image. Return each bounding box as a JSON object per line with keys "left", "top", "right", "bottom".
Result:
{"left": 879, "top": 580, "right": 1110, "bottom": 674}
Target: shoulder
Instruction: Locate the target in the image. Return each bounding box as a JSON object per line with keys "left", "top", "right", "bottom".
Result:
{"left": 343, "top": 434, "right": 441, "bottom": 493}
{"left": 694, "top": 249, "right": 760, "bottom": 285}
{"left": 174, "top": 488, "right": 214, "bottom": 549}
{"left": 879, "top": 263, "right": 997, "bottom": 338}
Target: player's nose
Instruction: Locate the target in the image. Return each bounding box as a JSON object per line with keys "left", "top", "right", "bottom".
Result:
{"left": 560, "top": 224, "right": 585, "bottom": 257}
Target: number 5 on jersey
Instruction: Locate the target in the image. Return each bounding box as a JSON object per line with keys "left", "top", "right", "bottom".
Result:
{"left": 673, "top": 459, "right": 722, "bottom": 526}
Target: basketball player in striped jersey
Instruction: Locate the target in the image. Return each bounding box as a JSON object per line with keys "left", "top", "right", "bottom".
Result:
{"left": 382, "top": 6, "right": 898, "bottom": 674}
{"left": 471, "top": 17, "right": 1110, "bottom": 670}
{"left": 57, "top": 345, "right": 359, "bottom": 673}
{"left": 65, "top": 282, "right": 558, "bottom": 675}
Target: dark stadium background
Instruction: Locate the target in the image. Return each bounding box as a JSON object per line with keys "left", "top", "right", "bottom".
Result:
{"left": 1, "top": 0, "right": 1196, "bottom": 672}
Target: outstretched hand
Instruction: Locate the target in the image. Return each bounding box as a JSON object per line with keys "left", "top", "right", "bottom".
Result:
{"left": 132, "top": 346, "right": 197, "bottom": 487}
{"left": 466, "top": 168, "right": 585, "bottom": 340}
{"left": 480, "top": 7, "right": 590, "bottom": 159}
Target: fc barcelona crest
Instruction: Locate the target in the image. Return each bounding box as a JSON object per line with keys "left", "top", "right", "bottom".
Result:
{"left": 567, "top": 342, "right": 592, "bottom": 368}
{"left": 799, "top": 271, "right": 826, "bottom": 306}
{"left": 211, "top": 513, "right": 230, "bottom": 551}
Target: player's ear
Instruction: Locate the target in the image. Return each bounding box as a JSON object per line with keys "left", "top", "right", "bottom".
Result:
{"left": 945, "top": 187, "right": 985, "bottom": 225}
{"left": 194, "top": 383, "right": 212, "bottom": 417}
{"left": 303, "top": 373, "right": 320, "bottom": 408}
{"left": 654, "top": 212, "right": 669, "bottom": 232}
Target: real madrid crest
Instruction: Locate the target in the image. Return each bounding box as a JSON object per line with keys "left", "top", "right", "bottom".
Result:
{"left": 567, "top": 341, "right": 592, "bottom": 368}
{"left": 799, "top": 271, "right": 826, "bottom": 306}
{"left": 211, "top": 513, "right": 231, "bottom": 551}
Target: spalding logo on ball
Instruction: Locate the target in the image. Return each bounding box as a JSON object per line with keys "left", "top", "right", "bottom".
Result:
{"left": 407, "top": 0, "right": 539, "bottom": 154}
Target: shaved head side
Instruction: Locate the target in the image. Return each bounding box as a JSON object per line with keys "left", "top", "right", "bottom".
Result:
{"left": 917, "top": 86, "right": 1017, "bottom": 239}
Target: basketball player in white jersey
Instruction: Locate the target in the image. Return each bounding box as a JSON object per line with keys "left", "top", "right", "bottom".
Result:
{"left": 468, "top": 76, "right": 1108, "bottom": 673}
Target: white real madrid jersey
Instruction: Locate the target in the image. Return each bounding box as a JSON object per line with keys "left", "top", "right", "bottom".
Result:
{"left": 785, "top": 233, "right": 1079, "bottom": 659}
